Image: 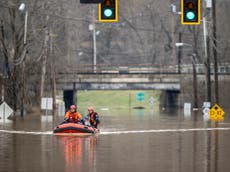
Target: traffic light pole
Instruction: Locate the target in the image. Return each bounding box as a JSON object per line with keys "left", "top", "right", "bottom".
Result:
{"left": 178, "top": 32, "right": 182, "bottom": 74}
{"left": 212, "top": 0, "right": 219, "bottom": 104}
{"left": 203, "top": 17, "right": 211, "bottom": 102}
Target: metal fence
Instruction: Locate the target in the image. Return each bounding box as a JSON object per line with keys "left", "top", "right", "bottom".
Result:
{"left": 59, "top": 63, "right": 230, "bottom": 75}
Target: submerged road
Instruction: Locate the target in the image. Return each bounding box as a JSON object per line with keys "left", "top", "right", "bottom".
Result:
{"left": 0, "top": 108, "right": 230, "bottom": 172}
{"left": 0, "top": 127, "right": 230, "bottom": 135}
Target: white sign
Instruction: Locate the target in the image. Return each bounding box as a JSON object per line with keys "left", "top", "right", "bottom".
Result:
{"left": 149, "top": 97, "right": 155, "bottom": 105}
{"left": 203, "top": 106, "right": 210, "bottom": 121}
{"left": 0, "top": 102, "right": 14, "bottom": 120}
{"left": 41, "top": 97, "right": 53, "bottom": 110}
{"left": 203, "top": 114, "right": 210, "bottom": 121}
{"left": 203, "top": 107, "right": 210, "bottom": 115}
{"left": 88, "top": 24, "right": 94, "bottom": 31}
{"left": 58, "top": 102, "right": 65, "bottom": 116}
{"left": 206, "top": 0, "right": 212, "bottom": 8}
{"left": 203, "top": 102, "right": 211, "bottom": 108}
{"left": 184, "top": 103, "right": 191, "bottom": 117}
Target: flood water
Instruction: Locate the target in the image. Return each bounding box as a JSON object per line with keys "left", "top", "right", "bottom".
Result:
{"left": 0, "top": 108, "right": 230, "bottom": 172}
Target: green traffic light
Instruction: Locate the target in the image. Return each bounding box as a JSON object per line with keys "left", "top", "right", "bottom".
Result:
{"left": 186, "top": 11, "right": 195, "bottom": 20}
{"left": 104, "top": 8, "right": 113, "bottom": 17}
{"left": 99, "top": 0, "right": 118, "bottom": 22}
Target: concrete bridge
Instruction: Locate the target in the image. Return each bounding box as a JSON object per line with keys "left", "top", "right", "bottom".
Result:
{"left": 56, "top": 63, "right": 230, "bottom": 91}
{"left": 56, "top": 72, "right": 181, "bottom": 109}
{"left": 54, "top": 64, "right": 230, "bottom": 109}
{"left": 56, "top": 73, "right": 181, "bottom": 91}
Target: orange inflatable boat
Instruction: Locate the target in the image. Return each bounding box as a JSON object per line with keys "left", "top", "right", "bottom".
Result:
{"left": 53, "top": 122, "right": 99, "bottom": 135}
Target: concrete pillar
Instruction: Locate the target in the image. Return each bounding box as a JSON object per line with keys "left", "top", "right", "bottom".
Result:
{"left": 160, "top": 90, "right": 180, "bottom": 109}
{"left": 63, "top": 90, "right": 75, "bottom": 112}
{"left": 73, "top": 82, "right": 77, "bottom": 105}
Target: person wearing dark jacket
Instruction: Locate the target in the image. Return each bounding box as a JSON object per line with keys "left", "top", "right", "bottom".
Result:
{"left": 86, "top": 106, "right": 100, "bottom": 128}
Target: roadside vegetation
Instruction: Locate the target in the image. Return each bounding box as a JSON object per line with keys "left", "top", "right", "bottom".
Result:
{"left": 77, "top": 90, "right": 160, "bottom": 114}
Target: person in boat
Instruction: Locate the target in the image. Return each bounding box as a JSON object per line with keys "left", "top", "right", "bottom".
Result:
{"left": 64, "top": 105, "right": 85, "bottom": 124}
{"left": 85, "top": 106, "right": 100, "bottom": 128}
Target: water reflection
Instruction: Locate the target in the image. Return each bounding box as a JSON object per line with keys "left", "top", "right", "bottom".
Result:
{"left": 134, "top": 108, "right": 145, "bottom": 117}
{"left": 0, "top": 108, "right": 230, "bottom": 172}
{"left": 213, "top": 123, "right": 219, "bottom": 172}
{"left": 57, "top": 136, "right": 97, "bottom": 172}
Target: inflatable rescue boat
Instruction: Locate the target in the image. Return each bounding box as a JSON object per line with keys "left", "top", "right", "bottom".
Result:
{"left": 53, "top": 122, "right": 99, "bottom": 135}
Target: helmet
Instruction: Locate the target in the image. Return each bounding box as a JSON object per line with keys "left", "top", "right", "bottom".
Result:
{"left": 87, "top": 106, "right": 94, "bottom": 111}
{"left": 70, "top": 105, "right": 76, "bottom": 109}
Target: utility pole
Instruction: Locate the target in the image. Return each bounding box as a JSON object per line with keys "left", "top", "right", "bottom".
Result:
{"left": 212, "top": 2, "right": 219, "bottom": 171}
{"left": 20, "top": 52, "right": 26, "bottom": 117}
{"left": 92, "top": 7, "right": 97, "bottom": 73}
{"left": 203, "top": 16, "right": 211, "bottom": 102}
{"left": 50, "top": 32, "right": 56, "bottom": 116}
{"left": 40, "top": 15, "right": 51, "bottom": 105}
{"left": 191, "top": 54, "right": 198, "bottom": 109}
{"left": 0, "top": 77, "right": 4, "bottom": 103}
{"left": 206, "top": 31, "right": 211, "bottom": 102}
{"left": 178, "top": 32, "right": 182, "bottom": 74}
{"left": 19, "top": 4, "right": 28, "bottom": 117}
{"left": 212, "top": 0, "right": 219, "bottom": 104}
{"left": 40, "top": 28, "right": 49, "bottom": 101}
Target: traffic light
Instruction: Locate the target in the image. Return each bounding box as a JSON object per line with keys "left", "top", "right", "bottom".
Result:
{"left": 98, "top": 0, "right": 118, "bottom": 22}
{"left": 181, "top": 0, "right": 201, "bottom": 25}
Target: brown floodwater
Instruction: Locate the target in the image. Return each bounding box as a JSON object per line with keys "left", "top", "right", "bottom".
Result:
{"left": 0, "top": 108, "right": 230, "bottom": 172}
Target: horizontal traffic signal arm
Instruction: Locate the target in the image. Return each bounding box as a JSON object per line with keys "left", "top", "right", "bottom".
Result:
{"left": 80, "top": 0, "right": 103, "bottom": 3}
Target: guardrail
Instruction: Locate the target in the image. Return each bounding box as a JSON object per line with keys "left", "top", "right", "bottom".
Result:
{"left": 59, "top": 63, "right": 177, "bottom": 74}
{"left": 57, "top": 63, "right": 230, "bottom": 75}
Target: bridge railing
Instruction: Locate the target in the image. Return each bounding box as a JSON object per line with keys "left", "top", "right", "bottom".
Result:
{"left": 63, "top": 63, "right": 178, "bottom": 74}
{"left": 59, "top": 63, "right": 230, "bottom": 74}
{"left": 180, "top": 63, "right": 230, "bottom": 74}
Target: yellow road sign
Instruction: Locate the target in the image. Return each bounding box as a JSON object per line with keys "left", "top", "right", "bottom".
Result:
{"left": 208, "top": 104, "right": 225, "bottom": 121}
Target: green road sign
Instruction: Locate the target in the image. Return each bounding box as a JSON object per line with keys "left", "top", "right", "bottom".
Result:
{"left": 136, "top": 92, "right": 145, "bottom": 102}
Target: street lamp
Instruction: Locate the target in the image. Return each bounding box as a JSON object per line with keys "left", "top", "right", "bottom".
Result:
{"left": 19, "top": 3, "right": 28, "bottom": 45}
{"left": 170, "top": 4, "right": 182, "bottom": 15}
{"left": 188, "top": 53, "right": 198, "bottom": 110}
{"left": 176, "top": 18, "right": 211, "bottom": 102}
{"left": 18, "top": 3, "right": 25, "bottom": 11}
{"left": 78, "top": 52, "right": 83, "bottom": 56}
{"left": 18, "top": 3, "right": 28, "bottom": 117}
{"left": 175, "top": 42, "right": 192, "bottom": 47}
{"left": 89, "top": 7, "right": 99, "bottom": 73}
{"left": 175, "top": 42, "right": 198, "bottom": 109}
{"left": 175, "top": 42, "right": 193, "bottom": 74}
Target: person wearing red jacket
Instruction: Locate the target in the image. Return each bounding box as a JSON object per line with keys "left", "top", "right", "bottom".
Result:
{"left": 64, "top": 105, "right": 84, "bottom": 124}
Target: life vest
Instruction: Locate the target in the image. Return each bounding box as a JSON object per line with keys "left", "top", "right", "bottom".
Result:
{"left": 69, "top": 113, "right": 76, "bottom": 122}
{"left": 89, "top": 112, "right": 99, "bottom": 125}
{"left": 65, "top": 111, "right": 82, "bottom": 123}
